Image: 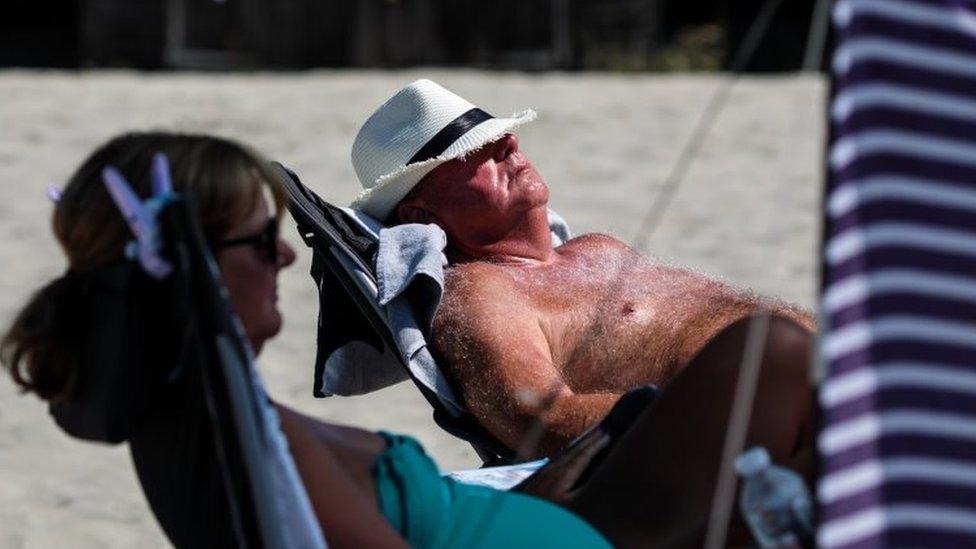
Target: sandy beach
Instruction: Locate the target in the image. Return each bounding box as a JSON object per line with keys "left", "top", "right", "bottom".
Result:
{"left": 0, "top": 70, "right": 825, "bottom": 547}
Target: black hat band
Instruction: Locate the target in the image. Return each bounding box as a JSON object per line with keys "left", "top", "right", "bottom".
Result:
{"left": 407, "top": 108, "right": 494, "bottom": 165}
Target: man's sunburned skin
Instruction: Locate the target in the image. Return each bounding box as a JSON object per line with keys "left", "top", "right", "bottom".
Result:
{"left": 431, "top": 234, "right": 812, "bottom": 454}
{"left": 398, "top": 132, "right": 814, "bottom": 457}
{"left": 459, "top": 238, "right": 758, "bottom": 381}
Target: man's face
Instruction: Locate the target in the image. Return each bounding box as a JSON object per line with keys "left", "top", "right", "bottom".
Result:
{"left": 404, "top": 133, "right": 549, "bottom": 244}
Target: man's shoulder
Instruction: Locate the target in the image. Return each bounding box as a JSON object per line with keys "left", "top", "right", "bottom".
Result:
{"left": 558, "top": 232, "right": 630, "bottom": 252}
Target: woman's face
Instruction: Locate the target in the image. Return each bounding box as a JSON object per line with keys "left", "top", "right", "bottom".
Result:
{"left": 215, "top": 194, "right": 296, "bottom": 354}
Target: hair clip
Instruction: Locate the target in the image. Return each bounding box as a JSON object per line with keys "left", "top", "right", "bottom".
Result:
{"left": 47, "top": 184, "right": 61, "bottom": 203}
{"left": 150, "top": 152, "right": 173, "bottom": 196}
{"left": 101, "top": 153, "right": 179, "bottom": 279}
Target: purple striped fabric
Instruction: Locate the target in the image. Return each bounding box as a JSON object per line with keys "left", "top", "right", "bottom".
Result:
{"left": 819, "top": 0, "right": 976, "bottom": 546}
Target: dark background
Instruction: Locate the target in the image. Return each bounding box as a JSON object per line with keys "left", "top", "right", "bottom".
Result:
{"left": 1, "top": 0, "right": 824, "bottom": 72}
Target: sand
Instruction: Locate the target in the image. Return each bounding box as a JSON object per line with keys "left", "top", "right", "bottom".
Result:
{"left": 0, "top": 70, "right": 825, "bottom": 547}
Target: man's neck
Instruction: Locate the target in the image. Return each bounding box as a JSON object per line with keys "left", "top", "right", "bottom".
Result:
{"left": 446, "top": 209, "right": 555, "bottom": 265}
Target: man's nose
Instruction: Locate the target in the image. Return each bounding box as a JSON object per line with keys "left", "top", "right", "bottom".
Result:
{"left": 492, "top": 133, "right": 519, "bottom": 162}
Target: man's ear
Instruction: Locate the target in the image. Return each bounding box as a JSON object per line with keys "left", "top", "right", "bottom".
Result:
{"left": 395, "top": 200, "right": 434, "bottom": 225}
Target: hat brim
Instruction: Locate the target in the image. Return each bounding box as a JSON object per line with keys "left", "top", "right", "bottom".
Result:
{"left": 350, "top": 109, "right": 536, "bottom": 220}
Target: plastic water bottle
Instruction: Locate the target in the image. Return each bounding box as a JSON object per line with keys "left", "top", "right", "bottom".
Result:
{"left": 734, "top": 447, "right": 813, "bottom": 548}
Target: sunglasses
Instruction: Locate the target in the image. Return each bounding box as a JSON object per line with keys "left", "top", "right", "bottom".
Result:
{"left": 213, "top": 219, "right": 279, "bottom": 265}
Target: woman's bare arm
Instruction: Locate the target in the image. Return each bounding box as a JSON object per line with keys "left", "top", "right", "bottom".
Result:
{"left": 276, "top": 406, "right": 408, "bottom": 549}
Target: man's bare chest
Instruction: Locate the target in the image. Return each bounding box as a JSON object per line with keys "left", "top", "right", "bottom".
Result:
{"left": 502, "top": 237, "right": 759, "bottom": 389}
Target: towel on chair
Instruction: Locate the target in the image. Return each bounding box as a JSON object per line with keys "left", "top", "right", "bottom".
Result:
{"left": 376, "top": 221, "right": 462, "bottom": 413}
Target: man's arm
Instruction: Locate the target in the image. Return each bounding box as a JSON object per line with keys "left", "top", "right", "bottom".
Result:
{"left": 766, "top": 300, "right": 816, "bottom": 332}
{"left": 432, "top": 267, "right": 620, "bottom": 458}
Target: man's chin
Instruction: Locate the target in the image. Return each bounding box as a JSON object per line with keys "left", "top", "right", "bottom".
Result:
{"left": 527, "top": 187, "right": 550, "bottom": 209}
{"left": 526, "top": 176, "right": 549, "bottom": 198}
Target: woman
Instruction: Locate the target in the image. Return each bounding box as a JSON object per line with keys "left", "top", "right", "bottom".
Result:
{"left": 2, "top": 132, "right": 812, "bottom": 548}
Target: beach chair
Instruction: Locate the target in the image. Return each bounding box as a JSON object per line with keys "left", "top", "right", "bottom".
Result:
{"left": 276, "top": 163, "right": 659, "bottom": 465}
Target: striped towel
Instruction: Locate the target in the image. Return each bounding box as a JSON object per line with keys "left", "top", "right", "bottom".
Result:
{"left": 819, "top": 0, "right": 976, "bottom": 547}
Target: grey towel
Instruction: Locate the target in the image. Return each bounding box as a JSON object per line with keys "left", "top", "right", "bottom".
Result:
{"left": 376, "top": 222, "right": 461, "bottom": 412}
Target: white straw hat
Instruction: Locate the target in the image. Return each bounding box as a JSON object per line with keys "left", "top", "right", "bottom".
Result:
{"left": 350, "top": 79, "right": 536, "bottom": 220}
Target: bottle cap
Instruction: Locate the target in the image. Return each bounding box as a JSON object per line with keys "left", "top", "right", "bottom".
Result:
{"left": 735, "top": 446, "right": 770, "bottom": 477}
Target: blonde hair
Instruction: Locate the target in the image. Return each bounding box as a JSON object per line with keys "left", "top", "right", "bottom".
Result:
{"left": 2, "top": 132, "right": 286, "bottom": 401}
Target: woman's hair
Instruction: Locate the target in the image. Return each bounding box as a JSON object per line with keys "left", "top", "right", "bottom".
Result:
{"left": 1, "top": 131, "right": 286, "bottom": 402}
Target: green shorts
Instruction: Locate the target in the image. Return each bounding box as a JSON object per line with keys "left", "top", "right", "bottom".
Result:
{"left": 372, "top": 432, "right": 612, "bottom": 548}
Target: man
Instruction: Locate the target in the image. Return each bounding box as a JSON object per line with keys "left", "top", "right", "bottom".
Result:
{"left": 350, "top": 80, "right": 814, "bottom": 473}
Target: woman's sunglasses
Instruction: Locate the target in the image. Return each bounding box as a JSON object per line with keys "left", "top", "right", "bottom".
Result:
{"left": 213, "top": 219, "right": 279, "bottom": 265}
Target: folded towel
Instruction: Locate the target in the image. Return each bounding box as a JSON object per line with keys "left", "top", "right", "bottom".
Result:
{"left": 376, "top": 223, "right": 447, "bottom": 312}
{"left": 376, "top": 222, "right": 461, "bottom": 413}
